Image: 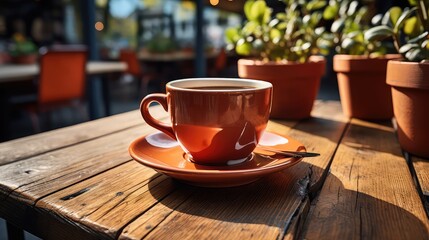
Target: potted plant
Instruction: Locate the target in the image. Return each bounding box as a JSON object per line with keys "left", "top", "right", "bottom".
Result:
{"left": 225, "top": 0, "right": 329, "bottom": 119}
{"left": 322, "top": 0, "right": 398, "bottom": 120}
{"left": 8, "top": 33, "right": 38, "bottom": 64}
{"left": 365, "top": 0, "right": 429, "bottom": 157}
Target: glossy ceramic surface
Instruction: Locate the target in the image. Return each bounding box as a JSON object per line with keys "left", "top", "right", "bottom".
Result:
{"left": 129, "top": 131, "right": 306, "bottom": 187}
{"left": 140, "top": 78, "right": 273, "bottom": 165}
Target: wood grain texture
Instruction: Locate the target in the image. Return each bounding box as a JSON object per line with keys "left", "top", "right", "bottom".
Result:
{"left": 138, "top": 169, "right": 308, "bottom": 240}
{"left": 286, "top": 100, "right": 348, "bottom": 195}
{"left": 303, "top": 119, "right": 429, "bottom": 239}
{"left": 0, "top": 112, "right": 169, "bottom": 205}
{"left": 7, "top": 101, "right": 416, "bottom": 240}
{"left": 118, "top": 101, "right": 348, "bottom": 240}
{"left": 283, "top": 197, "right": 310, "bottom": 240}
{"left": 0, "top": 106, "right": 166, "bottom": 166}
{"left": 36, "top": 161, "right": 176, "bottom": 239}
{"left": 412, "top": 156, "right": 429, "bottom": 197}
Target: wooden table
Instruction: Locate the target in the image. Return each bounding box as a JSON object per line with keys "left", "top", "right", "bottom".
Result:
{"left": 0, "top": 61, "right": 127, "bottom": 120}
{"left": 137, "top": 49, "right": 218, "bottom": 62}
{"left": 0, "top": 61, "right": 127, "bottom": 83}
{"left": 0, "top": 100, "right": 428, "bottom": 239}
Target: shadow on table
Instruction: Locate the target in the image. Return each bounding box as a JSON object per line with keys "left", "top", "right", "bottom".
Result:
{"left": 147, "top": 162, "right": 427, "bottom": 238}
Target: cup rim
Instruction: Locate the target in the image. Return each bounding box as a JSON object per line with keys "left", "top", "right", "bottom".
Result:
{"left": 166, "top": 78, "right": 273, "bottom": 92}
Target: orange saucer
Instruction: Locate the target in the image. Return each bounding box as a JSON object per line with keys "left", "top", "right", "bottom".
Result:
{"left": 129, "top": 131, "right": 306, "bottom": 187}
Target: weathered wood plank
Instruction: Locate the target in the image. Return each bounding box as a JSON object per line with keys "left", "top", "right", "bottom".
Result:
{"left": 119, "top": 101, "right": 348, "bottom": 240}
{"left": 29, "top": 116, "right": 302, "bottom": 239}
{"left": 0, "top": 100, "right": 348, "bottom": 239}
{"left": 412, "top": 156, "right": 429, "bottom": 197}
{"left": 35, "top": 161, "right": 180, "bottom": 239}
{"left": 285, "top": 100, "right": 348, "bottom": 194}
{"left": 119, "top": 186, "right": 194, "bottom": 240}
{"left": 0, "top": 116, "right": 168, "bottom": 205}
{"left": 303, "top": 119, "right": 429, "bottom": 239}
{"left": 275, "top": 100, "right": 349, "bottom": 239}
{"left": 140, "top": 169, "right": 309, "bottom": 240}
{"left": 282, "top": 197, "right": 310, "bottom": 240}
{"left": 411, "top": 155, "right": 429, "bottom": 216}
{"left": 0, "top": 106, "right": 166, "bottom": 166}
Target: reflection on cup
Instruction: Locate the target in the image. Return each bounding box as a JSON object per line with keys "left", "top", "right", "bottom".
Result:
{"left": 140, "top": 78, "right": 272, "bottom": 165}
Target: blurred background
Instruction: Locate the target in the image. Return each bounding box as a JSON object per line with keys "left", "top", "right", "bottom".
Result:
{"left": 0, "top": 0, "right": 401, "bottom": 144}
{"left": 0, "top": 0, "right": 248, "bottom": 143}
{"left": 0, "top": 1, "right": 405, "bottom": 238}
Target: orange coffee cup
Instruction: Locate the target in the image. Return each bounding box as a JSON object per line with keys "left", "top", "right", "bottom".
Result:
{"left": 140, "top": 78, "right": 272, "bottom": 165}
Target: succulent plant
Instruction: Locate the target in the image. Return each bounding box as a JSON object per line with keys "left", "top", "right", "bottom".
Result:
{"left": 8, "top": 33, "right": 38, "bottom": 57}
{"left": 318, "top": 0, "right": 393, "bottom": 56}
{"left": 225, "top": 0, "right": 331, "bottom": 63}
{"left": 365, "top": 0, "right": 429, "bottom": 62}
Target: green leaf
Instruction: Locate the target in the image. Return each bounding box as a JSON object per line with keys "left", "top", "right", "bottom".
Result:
{"left": 381, "top": 10, "right": 391, "bottom": 26}
{"left": 244, "top": 0, "right": 254, "bottom": 21}
{"left": 354, "top": 6, "right": 368, "bottom": 24}
{"left": 242, "top": 22, "right": 258, "bottom": 36}
{"left": 319, "top": 47, "right": 330, "bottom": 55}
{"left": 225, "top": 28, "right": 240, "bottom": 44}
{"left": 303, "top": 15, "right": 312, "bottom": 25}
{"left": 405, "top": 48, "right": 424, "bottom": 61}
{"left": 286, "top": 17, "right": 297, "bottom": 37}
{"left": 243, "top": 0, "right": 255, "bottom": 20}
{"left": 347, "top": 1, "right": 359, "bottom": 16}
{"left": 269, "top": 19, "right": 280, "bottom": 28}
{"left": 262, "top": 8, "right": 272, "bottom": 24}
{"left": 349, "top": 43, "right": 365, "bottom": 55}
{"left": 399, "top": 43, "right": 419, "bottom": 53}
{"left": 235, "top": 39, "right": 252, "bottom": 55}
{"left": 346, "top": 31, "right": 364, "bottom": 42}
{"left": 331, "top": 18, "right": 346, "bottom": 33}
{"left": 404, "top": 16, "right": 420, "bottom": 36}
{"left": 371, "top": 14, "right": 383, "bottom": 25}
{"left": 315, "top": 26, "right": 325, "bottom": 36}
{"left": 249, "top": 0, "right": 267, "bottom": 23}
{"left": 389, "top": 7, "right": 402, "bottom": 26}
{"left": 339, "top": 0, "right": 351, "bottom": 16}
{"left": 421, "top": 39, "right": 429, "bottom": 49}
{"left": 364, "top": 25, "right": 394, "bottom": 41}
{"left": 394, "top": 7, "right": 417, "bottom": 34}
{"left": 276, "top": 13, "right": 287, "bottom": 20}
{"left": 323, "top": 5, "right": 339, "bottom": 20}
{"left": 276, "top": 22, "right": 288, "bottom": 30}
{"left": 408, "top": 0, "right": 418, "bottom": 6}
{"left": 409, "top": 31, "right": 429, "bottom": 43}
{"left": 310, "top": 12, "right": 323, "bottom": 26}
{"left": 307, "top": 0, "right": 327, "bottom": 11}
{"left": 270, "top": 28, "right": 282, "bottom": 40}
{"left": 341, "top": 38, "right": 357, "bottom": 49}
{"left": 300, "top": 42, "right": 312, "bottom": 51}
{"left": 252, "top": 39, "right": 265, "bottom": 51}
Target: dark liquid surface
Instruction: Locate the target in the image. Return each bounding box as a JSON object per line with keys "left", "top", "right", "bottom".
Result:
{"left": 188, "top": 86, "right": 256, "bottom": 90}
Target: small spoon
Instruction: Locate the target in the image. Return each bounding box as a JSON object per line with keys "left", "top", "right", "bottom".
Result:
{"left": 256, "top": 146, "right": 320, "bottom": 158}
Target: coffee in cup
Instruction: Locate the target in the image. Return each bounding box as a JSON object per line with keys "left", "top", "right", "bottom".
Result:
{"left": 140, "top": 78, "right": 272, "bottom": 165}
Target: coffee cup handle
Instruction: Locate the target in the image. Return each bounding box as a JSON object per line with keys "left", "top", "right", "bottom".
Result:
{"left": 140, "top": 93, "right": 176, "bottom": 140}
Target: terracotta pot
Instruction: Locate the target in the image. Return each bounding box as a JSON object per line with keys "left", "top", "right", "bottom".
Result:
{"left": 237, "top": 56, "right": 325, "bottom": 119}
{"left": 333, "top": 54, "right": 400, "bottom": 120}
{"left": 386, "top": 60, "right": 429, "bottom": 158}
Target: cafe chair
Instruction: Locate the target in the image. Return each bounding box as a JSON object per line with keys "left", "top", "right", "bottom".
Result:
{"left": 119, "top": 49, "right": 154, "bottom": 98}
{"left": 208, "top": 48, "right": 228, "bottom": 77}
{"left": 10, "top": 45, "right": 88, "bottom": 133}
